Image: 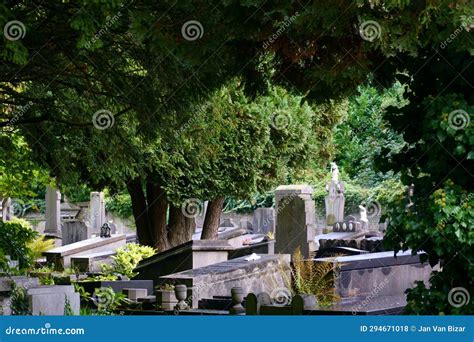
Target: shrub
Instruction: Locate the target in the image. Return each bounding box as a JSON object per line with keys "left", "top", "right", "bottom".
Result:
{"left": 102, "top": 243, "right": 156, "bottom": 279}
{"left": 0, "top": 218, "right": 37, "bottom": 269}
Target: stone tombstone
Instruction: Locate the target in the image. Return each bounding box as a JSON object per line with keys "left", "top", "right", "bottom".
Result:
{"left": 252, "top": 208, "right": 275, "bottom": 234}
{"left": 246, "top": 292, "right": 272, "bottom": 315}
{"left": 275, "top": 185, "right": 317, "bottom": 258}
{"left": 45, "top": 186, "right": 61, "bottom": 234}
{"left": 90, "top": 191, "right": 105, "bottom": 233}
{"left": 292, "top": 294, "right": 318, "bottom": 314}
{"left": 61, "top": 220, "right": 89, "bottom": 245}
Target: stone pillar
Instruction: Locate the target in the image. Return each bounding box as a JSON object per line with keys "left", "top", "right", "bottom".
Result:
{"left": 90, "top": 191, "right": 105, "bottom": 233}
{"left": 45, "top": 186, "right": 61, "bottom": 234}
{"left": 275, "top": 185, "right": 317, "bottom": 258}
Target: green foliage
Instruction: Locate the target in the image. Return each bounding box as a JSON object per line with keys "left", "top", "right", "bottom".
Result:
{"left": 379, "top": 45, "right": 473, "bottom": 313}
{"left": 333, "top": 83, "right": 406, "bottom": 186}
{"left": 64, "top": 296, "right": 74, "bottom": 316}
{"left": 101, "top": 243, "right": 156, "bottom": 279}
{"left": 384, "top": 180, "right": 473, "bottom": 314}
{"left": 288, "top": 248, "right": 337, "bottom": 306}
{"left": 10, "top": 284, "right": 31, "bottom": 315}
{"left": 27, "top": 235, "right": 55, "bottom": 262}
{"left": 223, "top": 191, "right": 273, "bottom": 213}
{"left": 73, "top": 284, "right": 91, "bottom": 302}
{"left": 93, "top": 287, "right": 127, "bottom": 315}
{"left": 0, "top": 133, "right": 51, "bottom": 199}
{"left": 105, "top": 192, "right": 133, "bottom": 219}
{"left": 0, "top": 218, "right": 37, "bottom": 269}
{"left": 81, "top": 274, "right": 118, "bottom": 282}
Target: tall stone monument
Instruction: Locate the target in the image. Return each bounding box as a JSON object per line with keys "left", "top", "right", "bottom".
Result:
{"left": 275, "top": 185, "right": 317, "bottom": 258}
{"left": 90, "top": 191, "right": 105, "bottom": 233}
{"left": 45, "top": 186, "right": 61, "bottom": 234}
{"left": 325, "top": 162, "right": 345, "bottom": 225}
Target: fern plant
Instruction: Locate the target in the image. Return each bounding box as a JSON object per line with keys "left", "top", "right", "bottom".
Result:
{"left": 286, "top": 248, "right": 338, "bottom": 306}
{"left": 27, "top": 236, "right": 55, "bottom": 262}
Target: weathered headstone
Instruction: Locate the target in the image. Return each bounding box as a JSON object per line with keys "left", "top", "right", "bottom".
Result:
{"left": 252, "top": 208, "right": 275, "bottom": 234}
{"left": 90, "top": 191, "right": 105, "bottom": 233}
{"left": 62, "top": 220, "right": 90, "bottom": 245}
{"left": 45, "top": 186, "right": 61, "bottom": 234}
{"left": 275, "top": 185, "right": 317, "bottom": 258}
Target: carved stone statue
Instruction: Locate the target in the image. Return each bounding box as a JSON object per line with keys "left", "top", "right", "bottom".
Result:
{"left": 325, "top": 162, "right": 345, "bottom": 225}
{"left": 359, "top": 205, "right": 369, "bottom": 230}
{"left": 330, "top": 162, "right": 339, "bottom": 183}
{"left": 100, "top": 222, "right": 111, "bottom": 238}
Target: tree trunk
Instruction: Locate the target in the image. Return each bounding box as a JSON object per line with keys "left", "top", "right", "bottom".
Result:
{"left": 146, "top": 181, "right": 170, "bottom": 251}
{"left": 201, "top": 197, "right": 224, "bottom": 240}
{"left": 168, "top": 205, "right": 195, "bottom": 247}
{"left": 126, "top": 178, "right": 153, "bottom": 247}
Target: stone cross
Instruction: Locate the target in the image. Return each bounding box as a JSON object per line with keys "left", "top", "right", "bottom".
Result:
{"left": 90, "top": 192, "right": 105, "bottom": 233}
{"left": 275, "top": 185, "right": 317, "bottom": 258}
{"left": 45, "top": 186, "right": 61, "bottom": 234}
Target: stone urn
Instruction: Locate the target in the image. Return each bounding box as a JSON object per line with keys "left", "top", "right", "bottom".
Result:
{"left": 229, "top": 287, "right": 245, "bottom": 315}
{"left": 174, "top": 284, "right": 189, "bottom": 310}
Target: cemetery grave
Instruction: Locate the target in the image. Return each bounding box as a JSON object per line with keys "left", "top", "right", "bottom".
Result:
{"left": 0, "top": 165, "right": 452, "bottom": 316}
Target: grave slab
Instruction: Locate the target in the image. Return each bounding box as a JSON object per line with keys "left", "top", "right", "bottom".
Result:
{"left": 43, "top": 234, "right": 126, "bottom": 270}
{"left": 71, "top": 250, "right": 116, "bottom": 272}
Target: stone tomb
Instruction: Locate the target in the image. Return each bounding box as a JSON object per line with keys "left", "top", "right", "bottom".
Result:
{"left": 315, "top": 250, "right": 436, "bottom": 299}
{"left": 43, "top": 234, "right": 126, "bottom": 270}
{"left": 27, "top": 285, "right": 80, "bottom": 315}
{"left": 159, "top": 254, "right": 291, "bottom": 308}
{"left": 135, "top": 240, "right": 234, "bottom": 285}
{"left": 275, "top": 185, "right": 317, "bottom": 258}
